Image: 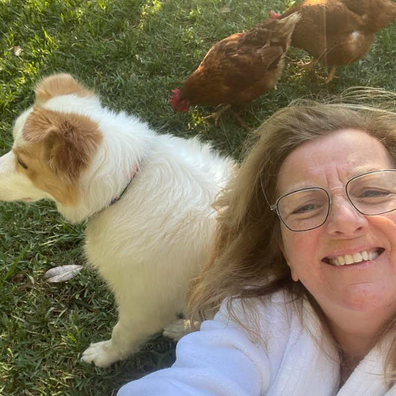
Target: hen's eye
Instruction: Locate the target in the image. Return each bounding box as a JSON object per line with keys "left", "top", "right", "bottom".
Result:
{"left": 18, "top": 159, "right": 28, "bottom": 169}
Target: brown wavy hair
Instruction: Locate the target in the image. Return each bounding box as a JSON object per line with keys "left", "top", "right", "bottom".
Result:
{"left": 189, "top": 92, "right": 396, "bottom": 383}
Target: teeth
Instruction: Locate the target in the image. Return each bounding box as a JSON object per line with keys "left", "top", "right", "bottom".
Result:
{"left": 353, "top": 252, "right": 362, "bottom": 262}
{"left": 329, "top": 249, "right": 379, "bottom": 266}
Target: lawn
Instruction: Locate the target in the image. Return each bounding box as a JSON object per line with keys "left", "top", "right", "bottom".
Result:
{"left": 1, "top": 0, "right": 396, "bottom": 395}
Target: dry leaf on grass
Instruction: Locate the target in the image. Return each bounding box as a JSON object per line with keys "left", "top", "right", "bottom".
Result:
{"left": 13, "top": 46, "right": 23, "bottom": 56}
{"left": 219, "top": 7, "right": 231, "bottom": 14}
{"left": 43, "top": 264, "right": 84, "bottom": 283}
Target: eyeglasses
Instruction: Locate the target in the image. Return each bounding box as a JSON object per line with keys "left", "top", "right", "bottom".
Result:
{"left": 270, "top": 169, "right": 396, "bottom": 232}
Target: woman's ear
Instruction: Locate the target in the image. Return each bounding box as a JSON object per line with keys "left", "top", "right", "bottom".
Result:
{"left": 279, "top": 241, "right": 299, "bottom": 282}
{"left": 290, "top": 268, "right": 299, "bottom": 282}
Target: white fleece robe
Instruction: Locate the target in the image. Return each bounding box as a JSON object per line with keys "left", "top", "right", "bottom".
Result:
{"left": 117, "top": 291, "right": 396, "bottom": 396}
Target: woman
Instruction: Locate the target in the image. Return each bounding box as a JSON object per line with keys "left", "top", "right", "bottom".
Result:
{"left": 118, "top": 98, "right": 396, "bottom": 395}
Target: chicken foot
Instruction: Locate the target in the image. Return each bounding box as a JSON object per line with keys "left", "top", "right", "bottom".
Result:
{"left": 202, "top": 104, "right": 253, "bottom": 131}
{"left": 325, "top": 65, "right": 337, "bottom": 83}
{"left": 202, "top": 104, "right": 232, "bottom": 126}
{"left": 292, "top": 57, "right": 338, "bottom": 83}
{"left": 294, "top": 58, "right": 318, "bottom": 70}
{"left": 315, "top": 65, "right": 338, "bottom": 83}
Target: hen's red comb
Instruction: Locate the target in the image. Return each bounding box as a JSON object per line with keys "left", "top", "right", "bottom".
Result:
{"left": 270, "top": 11, "right": 281, "bottom": 19}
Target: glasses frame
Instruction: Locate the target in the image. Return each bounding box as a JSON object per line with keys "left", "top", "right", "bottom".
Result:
{"left": 270, "top": 169, "right": 396, "bottom": 232}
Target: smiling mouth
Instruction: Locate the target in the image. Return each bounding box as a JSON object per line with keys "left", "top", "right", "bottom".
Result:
{"left": 322, "top": 248, "right": 385, "bottom": 267}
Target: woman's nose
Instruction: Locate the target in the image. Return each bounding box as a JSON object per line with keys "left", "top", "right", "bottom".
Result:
{"left": 326, "top": 194, "right": 368, "bottom": 237}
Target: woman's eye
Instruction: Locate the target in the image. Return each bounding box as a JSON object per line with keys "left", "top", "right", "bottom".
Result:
{"left": 359, "top": 189, "right": 389, "bottom": 198}
{"left": 18, "top": 159, "right": 28, "bottom": 169}
{"left": 291, "top": 203, "right": 317, "bottom": 214}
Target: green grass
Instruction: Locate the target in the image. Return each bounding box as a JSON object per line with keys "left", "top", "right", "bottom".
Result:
{"left": 1, "top": 0, "right": 396, "bottom": 394}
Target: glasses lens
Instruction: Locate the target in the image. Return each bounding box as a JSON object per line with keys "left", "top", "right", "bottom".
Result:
{"left": 347, "top": 170, "right": 396, "bottom": 215}
{"left": 277, "top": 188, "right": 329, "bottom": 231}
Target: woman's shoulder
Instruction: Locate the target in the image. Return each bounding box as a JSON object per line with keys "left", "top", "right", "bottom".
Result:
{"left": 217, "top": 289, "right": 300, "bottom": 318}
{"left": 213, "top": 290, "right": 309, "bottom": 340}
{"left": 199, "top": 290, "right": 322, "bottom": 375}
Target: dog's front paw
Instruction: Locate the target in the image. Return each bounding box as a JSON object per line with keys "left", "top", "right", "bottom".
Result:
{"left": 81, "top": 340, "right": 121, "bottom": 368}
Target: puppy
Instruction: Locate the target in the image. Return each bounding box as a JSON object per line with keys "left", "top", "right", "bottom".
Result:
{"left": 0, "top": 74, "right": 235, "bottom": 367}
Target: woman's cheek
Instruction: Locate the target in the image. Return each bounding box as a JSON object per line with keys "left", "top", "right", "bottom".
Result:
{"left": 367, "top": 216, "right": 396, "bottom": 263}
{"left": 281, "top": 232, "right": 312, "bottom": 283}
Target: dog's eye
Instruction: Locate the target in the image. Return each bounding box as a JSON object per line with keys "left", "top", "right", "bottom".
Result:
{"left": 18, "top": 159, "right": 28, "bottom": 169}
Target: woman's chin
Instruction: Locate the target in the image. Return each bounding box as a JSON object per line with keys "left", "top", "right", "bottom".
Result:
{"left": 340, "top": 283, "right": 389, "bottom": 311}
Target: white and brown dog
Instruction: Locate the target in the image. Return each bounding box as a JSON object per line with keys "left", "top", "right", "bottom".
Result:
{"left": 0, "top": 74, "right": 234, "bottom": 367}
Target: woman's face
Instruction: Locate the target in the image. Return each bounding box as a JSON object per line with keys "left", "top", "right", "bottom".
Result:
{"left": 278, "top": 128, "right": 396, "bottom": 318}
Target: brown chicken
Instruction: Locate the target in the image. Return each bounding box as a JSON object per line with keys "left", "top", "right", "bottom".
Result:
{"left": 170, "top": 13, "right": 300, "bottom": 126}
{"left": 273, "top": 0, "right": 396, "bottom": 82}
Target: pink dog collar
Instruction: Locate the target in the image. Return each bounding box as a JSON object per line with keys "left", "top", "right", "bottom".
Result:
{"left": 110, "top": 163, "right": 140, "bottom": 206}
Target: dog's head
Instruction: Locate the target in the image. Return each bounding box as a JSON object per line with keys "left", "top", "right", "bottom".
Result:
{"left": 0, "top": 74, "right": 103, "bottom": 207}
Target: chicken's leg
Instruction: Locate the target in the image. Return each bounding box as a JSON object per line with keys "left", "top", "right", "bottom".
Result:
{"left": 202, "top": 104, "right": 231, "bottom": 126}
{"left": 315, "top": 65, "right": 338, "bottom": 83}
{"left": 202, "top": 104, "right": 253, "bottom": 131}
{"left": 325, "top": 65, "right": 337, "bottom": 83}
{"left": 295, "top": 59, "right": 318, "bottom": 70}
{"left": 231, "top": 111, "right": 253, "bottom": 131}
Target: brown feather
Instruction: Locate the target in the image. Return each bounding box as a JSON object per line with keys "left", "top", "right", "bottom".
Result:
{"left": 173, "top": 13, "right": 300, "bottom": 110}
{"left": 279, "top": 0, "right": 396, "bottom": 67}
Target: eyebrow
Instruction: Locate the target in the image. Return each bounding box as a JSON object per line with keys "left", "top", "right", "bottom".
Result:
{"left": 276, "top": 182, "right": 321, "bottom": 199}
{"left": 279, "top": 166, "right": 396, "bottom": 196}
{"left": 348, "top": 166, "right": 394, "bottom": 179}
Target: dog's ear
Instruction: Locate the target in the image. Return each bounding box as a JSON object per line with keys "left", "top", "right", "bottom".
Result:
{"left": 23, "top": 107, "right": 102, "bottom": 182}
{"left": 34, "top": 74, "right": 95, "bottom": 105}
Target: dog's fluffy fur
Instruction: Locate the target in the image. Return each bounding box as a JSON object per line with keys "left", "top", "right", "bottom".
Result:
{"left": 0, "top": 74, "right": 235, "bottom": 367}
